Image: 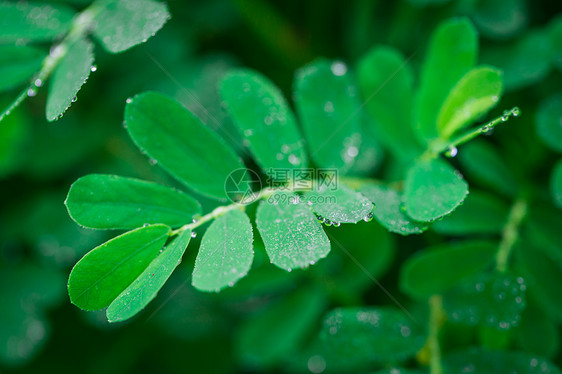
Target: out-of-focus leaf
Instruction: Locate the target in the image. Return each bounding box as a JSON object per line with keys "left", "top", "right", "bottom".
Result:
{"left": 458, "top": 140, "right": 519, "bottom": 197}
{"left": 480, "top": 30, "right": 551, "bottom": 91}
{"left": 0, "top": 102, "right": 29, "bottom": 177}
{"left": 432, "top": 190, "right": 509, "bottom": 235}
{"left": 470, "top": 0, "right": 528, "bottom": 40}
{"left": 550, "top": 15, "right": 562, "bottom": 71}
{"left": 124, "top": 91, "right": 245, "bottom": 201}
{"left": 523, "top": 203, "right": 562, "bottom": 263}
{"left": 536, "top": 92, "right": 562, "bottom": 153}
{"left": 92, "top": 0, "right": 170, "bottom": 53}
{"left": 46, "top": 37, "right": 94, "bottom": 121}
{"left": 0, "top": 45, "right": 44, "bottom": 92}
{"left": 293, "top": 59, "right": 362, "bottom": 173}
{"left": 236, "top": 286, "right": 326, "bottom": 369}
{"left": 65, "top": 174, "right": 201, "bottom": 230}
{"left": 551, "top": 160, "right": 562, "bottom": 208}
{"left": 437, "top": 66, "right": 503, "bottom": 139}
{"left": 514, "top": 303, "right": 559, "bottom": 358}
{"left": 68, "top": 224, "right": 170, "bottom": 310}
{"left": 400, "top": 240, "right": 497, "bottom": 300}
{"left": 192, "top": 209, "right": 253, "bottom": 292}
{"left": 415, "top": 17, "right": 478, "bottom": 142}
{"left": 360, "top": 184, "right": 428, "bottom": 235}
{"left": 443, "top": 348, "right": 562, "bottom": 374}
{"left": 443, "top": 271, "right": 527, "bottom": 329}
{"left": 106, "top": 228, "right": 191, "bottom": 322}
{"left": 256, "top": 192, "right": 330, "bottom": 271}
{"left": 346, "top": 121, "right": 385, "bottom": 176}
{"left": 220, "top": 68, "right": 307, "bottom": 172}
{"left": 356, "top": 45, "right": 421, "bottom": 160}
{"left": 303, "top": 183, "right": 373, "bottom": 224}
{"left": 0, "top": 2, "right": 75, "bottom": 43}
{"left": 404, "top": 158, "right": 468, "bottom": 222}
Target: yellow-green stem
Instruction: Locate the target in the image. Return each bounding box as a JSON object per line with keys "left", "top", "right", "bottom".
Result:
{"left": 428, "top": 295, "right": 445, "bottom": 374}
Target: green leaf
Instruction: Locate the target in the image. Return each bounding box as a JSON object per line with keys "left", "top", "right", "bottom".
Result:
{"left": 360, "top": 184, "right": 428, "bottom": 235}
{"left": 522, "top": 203, "right": 562, "bottom": 263}
{"left": 256, "top": 192, "right": 330, "bottom": 271}
{"left": 192, "top": 209, "right": 254, "bottom": 292}
{"left": 0, "top": 2, "right": 75, "bottom": 43}
{"left": 550, "top": 15, "right": 562, "bottom": 71}
{"left": 219, "top": 68, "right": 308, "bottom": 172}
{"left": 415, "top": 17, "right": 478, "bottom": 142}
{"left": 400, "top": 240, "right": 497, "bottom": 300}
{"left": 0, "top": 45, "right": 44, "bottom": 92}
{"left": 432, "top": 190, "right": 509, "bottom": 235}
{"left": 0, "top": 102, "right": 29, "bottom": 177}
{"left": 443, "top": 348, "right": 562, "bottom": 374}
{"left": 46, "top": 37, "right": 94, "bottom": 121}
{"left": 457, "top": 140, "right": 518, "bottom": 197}
{"left": 320, "top": 307, "right": 426, "bottom": 365}
{"left": 536, "top": 92, "right": 562, "bottom": 153}
{"left": 437, "top": 66, "right": 503, "bottom": 140}
{"left": 303, "top": 183, "right": 373, "bottom": 224}
{"left": 470, "top": 0, "right": 528, "bottom": 40}
{"left": 515, "top": 303, "right": 559, "bottom": 358}
{"left": 236, "top": 286, "right": 326, "bottom": 368}
{"left": 106, "top": 228, "right": 191, "bottom": 322}
{"left": 443, "top": 272, "right": 527, "bottom": 329}
{"left": 404, "top": 158, "right": 469, "bottom": 222}
{"left": 356, "top": 45, "right": 421, "bottom": 160}
{"left": 293, "top": 59, "right": 362, "bottom": 172}
{"left": 551, "top": 160, "right": 562, "bottom": 208}
{"left": 480, "top": 30, "right": 551, "bottom": 91}
{"left": 124, "top": 91, "right": 245, "bottom": 201}
{"left": 65, "top": 174, "right": 201, "bottom": 230}
{"left": 92, "top": 0, "right": 170, "bottom": 53}
{"left": 68, "top": 224, "right": 170, "bottom": 310}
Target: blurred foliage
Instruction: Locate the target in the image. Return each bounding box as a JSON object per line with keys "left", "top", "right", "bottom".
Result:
{"left": 1, "top": 0, "right": 562, "bottom": 373}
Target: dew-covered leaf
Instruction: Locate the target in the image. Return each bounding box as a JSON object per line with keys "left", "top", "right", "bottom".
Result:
{"left": 46, "top": 37, "right": 94, "bottom": 121}
{"left": 303, "top": 183, "right": 373, "bottom": 224}
{"left": 65, "top": 174, "right": 201, "bottom": 230}
{"left": 236, "top": 286, "right": 326, "bottom": 369}
{"left": 360, "top": 184, "right": 428, "bottom": 235}
{"left": 432, "top": 190, "right": 509, "bottom": 235}
{"left": 124, "top": 91, "right": 245, "bottom": 201}
{"left": 415, "top": 17, "right": 478, "bottom": 142}
{"left": 0, "top": 2, "right": 75, "bottom": 43}
{"left": 220, "top": 68, "right": 307, "bottom": 172}
{"left": 550, "top": 15, "right": 562, "bottom": 71}
{"left": 400, "top": 240, "right": 497, "bottom": 300}
{"left": 106, "top": 228, "right": 191, "bottom": 322}
{"left": 356, "top": 45, "right": 421, "bottom": 160}
{"left": 256, "top": 192, "right": 330, "bottom": 271}
{"left": 68, "top": 224, "right": 170, "bottom": 310}
{"left": 404, "top": 158, "right": 469, "bottom": 222}
{"left": 437, "top": 66, "right": 503, "bottom": 140}
{"left": 457, "top": 140, "right": 518, "bottom": 197}
{"left": 443, "top": 272, "right": 527, "bottom": 329}
{"left": 0, "top": 45, "right": 44, "bottom": 93}
{"left": 551, "top": 160, "right": 562, "bottom": 208}
{"left": 480, "top": 30, "right": 551, "bottom": 91}
{"left": 192, "top": 209, "right": 253, "bottom": 292}
{"left": 92, "top": 0, "right": 170, "bottom": 53}
{"left": 320, "top": 307, "right": 426, "bottom": 365}
{"left": 470, "top": 0, "right": 528, "bottom": 40}
{"left": 536, "top": 92, "right": 562, "bottom": 153}
{"left": 293, "top": 59, "right": 362, "bottom": 173}
{"left": 443, "top": 348, "right": 562, "bottom": 374}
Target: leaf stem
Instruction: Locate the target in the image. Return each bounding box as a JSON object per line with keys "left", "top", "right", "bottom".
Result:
{"left": 0, "top": 2, "right": 102, "bottom": 122}
{"left": 428, "top": 295, "right": 445, "bottom": 374}
{"left": 495, "top": 197, "right": 528, "bottom": 272}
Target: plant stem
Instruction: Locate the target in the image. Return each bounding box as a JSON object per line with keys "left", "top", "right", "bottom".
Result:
{"left": 428, "top": 295, "right": 444, "bottom": 374}
{"left": 495, "top": 197, "right": 528, "bottom": 272}
{"left": 0, "top": 2, "right": 102, "bottom": 122}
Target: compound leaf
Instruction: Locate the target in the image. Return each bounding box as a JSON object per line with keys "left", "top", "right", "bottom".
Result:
{"left": 220, "top": 68, "right": 307, "bottom": 172}
{"left": 65, "top": 174, "right": 201, "bottom": 230}
{"left": 256, "top": 192, "right": 330, "bottom": 271}
{"left": 303, "top": 183, "right": 373, "bottom": 224}
{"left": 106, "top": 228, "right": 191, "bottom": 322}
{"left": 68, "top": 224, "right": 170, "bottom": 311}
{"left": 125, "top": 91, "right": 245, "bottom": 201}
{"left": 192, "top": 209, "right": 254, "bottom": 292}
{"left": 46, "top": 37, "right": 94, "bottom": 121}
{"left": 92, "top": 0, "right": 170, "bottom": 53}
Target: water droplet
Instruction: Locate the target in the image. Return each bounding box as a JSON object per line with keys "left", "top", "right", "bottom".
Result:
{"left": 331, "top": 61, "right": 348, "bottom": 76}
{"left": 445, "top": 146, "right": 458, "bottom": 158}
{"left": 228, "top": 281, "right": 234, "bottom": 287}
{"left": 71, "top": 96, "right": 77, "bottom": 103}
{"left": 317, "top": 215, "right": 324, "bottom": 223}
{"left": 309, "top": 260, "right": 316, "bottom": 265}
{"left": 323, "top": 101, "right": 334, "bottom": 113}
{"left": 244, "top": 129, "right": 253, "bottom": 136}
{"left": 142, "top": 223, "right": 150, "bottom": 227}
{"left": 126, "top": 98, "right": 132, "bottom": 104}
{"left": 501, "top": 115, "right": 509, "bottom": 122}
{"left": 307, "top": 355, "right": 326, "bottom": 374}
{"left": 333, "top": 222, "right": 341, "bottom": 227}
{"left": 264, "top": 115, "right": 274, "bottom": 126}
{"left": 512, "top": 107, "right": 520, "bottom": 117}
{"left": 262, "top": 97, "right": 272, "bottom": 106}
{"left": 287, "top": 268, "right": 292, "bottom": 272}
{"left": 191, "top": 231, "right": 197, "bottom": 238}
{"left": 90, "top": 65, "right": 97, "bottom": 72}
{"left": 288, "top": 154, "right": 300, "bottom": 165}
{"left": 276, "top": 153, "right": 284, "bottom": 160}
{"left": 149, "top": 158, "right": 157, "bottom": 165}
{"left": 346, "top": 146, "right": 359, "bottom": 158}
{"left": 34, "top": 79, "right": 43, "bottom": 87}
{"left": 27, "top": 88, "right": 37, "bottom": 97}
{"left": 363, "top": 213, "right": 374, "bottom": 222}
{"left": 324, "top": 219, "right": 332, "bottom": 226}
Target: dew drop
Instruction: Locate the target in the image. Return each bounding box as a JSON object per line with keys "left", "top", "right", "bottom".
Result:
{"left": 27, "top": 88, "right": 37, "bottom": 97}
{"left": 512, "top": 107, "right": 520, "bottom": 117}
{"left": 363, "top": 213, "right": 374, "bottom": 222}
{"left": 191, "top": 231, "right": 197, "bottom": 238}
{"left": 445, "top": 146, "right": 458, "bottom": 158}
{"left": 287, "top": 268, "right": 292, "bottom": 272}
{"left": 501, "top": 115, "right": 509, "bottom": 122}
{"left": 126, "top": 97, "right": 132, "bottom": 104}
{"left": 324, "top": 219, "right": 332, "bottom": 226}
{"left": 149, "top": 158, "right": 157, "bottom": 165}
{"left": 34, "top": 79, "right": 43, "bottom": 87}
{"left": 346, "top": 146, "right": 359, "bottom": 158}
{"left": 228, "top": 281, "right": 234, "bottom": 287}
{"left": 331, "top": 61, "right": 348, "bottom": 76}
{"left": 333, "top": 222, "right": 341, "bottom": 227}
{"left": 324, "top": 101, "right": 334, "bottom": 113}
{"left": 244, "top": 129, "right": 253, "bottom": 136}
{"left": 90, "top": 65, "right": 97, "bottom": 72}
{"left": 71, "top": 96, "right": 77, "bottom": 103}
{"left": 142, "top": 223, "right": 150, "bottom": 227}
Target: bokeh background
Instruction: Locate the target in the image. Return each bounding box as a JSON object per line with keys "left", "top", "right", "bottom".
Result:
{"left": 1, "top": 0, "right": 562, "bottom": 372}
